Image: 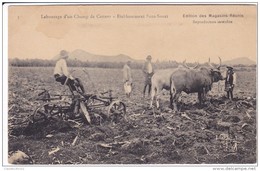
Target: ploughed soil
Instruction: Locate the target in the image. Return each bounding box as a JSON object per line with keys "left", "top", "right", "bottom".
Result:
{"left": 8, "top": 67, "right": 256, "bottom": 164}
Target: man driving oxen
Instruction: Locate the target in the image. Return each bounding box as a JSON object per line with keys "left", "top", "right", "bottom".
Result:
{"left": 224, "top": 66, "right": 237, "bottom": 100}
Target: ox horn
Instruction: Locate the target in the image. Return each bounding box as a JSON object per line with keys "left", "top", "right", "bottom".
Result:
{"left": 217, "top": 56, "right": 222, "bottom": 70}
{"left": 183, "top": 59, "right": 190, "bottom": 69}
{"left": 193, "top": 62, "right": 199, "bottom": 69}
{"left": 208, "top": 58, "right": 214, "bottom": 68}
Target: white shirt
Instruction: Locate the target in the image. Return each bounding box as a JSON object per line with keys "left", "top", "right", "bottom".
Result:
{"left": 54, "top": 59, "right": 69, "bottom": 76}
{"left": 147, "top": 62, "right": 153, "bottom": 74}
{"left": 123, "top": 64, "right": 132, "bottom": 82}
{"left": 226, "top": 71, "right": 237, "bottom": 85}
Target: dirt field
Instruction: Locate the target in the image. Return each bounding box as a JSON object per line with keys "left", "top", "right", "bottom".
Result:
{"left": 8, "top": 67, "right": 256, "bottom": 164}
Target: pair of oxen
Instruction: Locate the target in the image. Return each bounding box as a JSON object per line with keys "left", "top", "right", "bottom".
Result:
{"left": 149, "top": 57, "right": 223, "bottom": 111}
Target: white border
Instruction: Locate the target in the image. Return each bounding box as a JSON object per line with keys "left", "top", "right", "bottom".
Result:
{"left": 1, "top": 1, "right": 259, "bottom": 170}
{"left": 2, "top": 1, "right": 9, "bottom": 167}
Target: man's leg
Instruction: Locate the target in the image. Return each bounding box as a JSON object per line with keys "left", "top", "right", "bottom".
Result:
{"left": 66, "top": 79, "right": 78, "bottom": 94}
{"left": 230, "top": 90, "right": 233, "bottom": 100}
{"left": 55, "top": 75, "right": 67, "bottom": 85}
{"left": 143, "top": 84, "right": 147, "bottom": 97}
{"left": 148, "top": 84, "right": 152, "bottom": 96}
{"left": 74, "top": 78, "right": 85, "bottom": 94}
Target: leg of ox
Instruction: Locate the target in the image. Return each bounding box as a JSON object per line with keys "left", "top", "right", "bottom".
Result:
{"left": 198, "top": 92, "right": 203, "bottom": 105}
{"left": 201, "top": 88, "right": 207, "bottom": 104}
{"left": 170, "top": 91, "right": 181, "bottom": 111}
{"left": 174, "top": 94, "right": 181, "bottom": 111}
{"left": 149, "top": 85, "right": 157, "bottom": 109}
{"left": 170, "top": 81, "right": 180, "bottom": 111}
{"left": 155, "top": 94, "right": 160, "bottom": 109}
{"left": 149, "top": 85, "right": 161, "bottom": 109}
{"left": 198, "top": 86, "right": 209, "bottom": 105}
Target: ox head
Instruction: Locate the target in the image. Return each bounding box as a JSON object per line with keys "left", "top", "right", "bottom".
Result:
{"left": 209, "top": 57, "right": 224, "bottom": 82}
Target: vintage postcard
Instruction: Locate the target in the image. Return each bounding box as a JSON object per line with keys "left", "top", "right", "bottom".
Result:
{"left": 3, "top": 2, "right": 257, "bottom": 170}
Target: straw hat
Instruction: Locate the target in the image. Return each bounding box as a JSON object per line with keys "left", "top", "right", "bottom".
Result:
{"left": 146, "top": 55, "right": 152, "bottom": 60}
{"left": 60, "top": 50, "right": 69, "bottom": 59}
{"left": 226, "top": 66, "right": 233, "bottom": 70}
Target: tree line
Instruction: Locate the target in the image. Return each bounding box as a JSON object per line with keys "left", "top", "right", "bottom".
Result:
{"left": 9, "top": 58, "right": 181, "bottom": 69}
{"left": 9, "top": 58, "right": 256, "bottom": 69}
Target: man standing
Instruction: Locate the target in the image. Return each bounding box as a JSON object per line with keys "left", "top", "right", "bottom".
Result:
{"left": 123, "top": 61, "right": 132, "bottom": 98}
{"left": 224, "top": 66, "right": 237, "bottom": 100}
{"left": 142, "top": 55, "right": 154, "bottom": 98}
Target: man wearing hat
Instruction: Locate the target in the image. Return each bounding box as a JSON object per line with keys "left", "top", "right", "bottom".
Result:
{"left": 54, "top": 50, "right": 82, "bottom": 94}
{"left": 224, "top": 66, "right": 237, "bottom": 100}
{"left": 142, "top": 55, "right": 154, "bottom": 98}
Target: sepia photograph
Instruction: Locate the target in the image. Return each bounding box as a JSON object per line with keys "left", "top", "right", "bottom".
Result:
{"left": 2, "top": 2, "right": 257, "bottom": 169}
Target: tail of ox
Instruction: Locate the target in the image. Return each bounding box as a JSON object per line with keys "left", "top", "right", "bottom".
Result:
{"left": 169, "top": 78, "right": 182, "bottom": 111}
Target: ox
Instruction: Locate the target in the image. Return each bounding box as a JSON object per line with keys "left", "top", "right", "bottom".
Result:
{"left": 169, "top": 58, "right": 223, "bottom": 111}
{"left": 149, "top": 60, "right": 197, "bottom": 109}
{"left": 149, "top": 58, "right": 223, "bottom": 110}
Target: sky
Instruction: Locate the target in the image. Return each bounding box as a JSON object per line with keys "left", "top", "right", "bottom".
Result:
{"left": 7, "top": 4, "right": 257, "bottom": 63}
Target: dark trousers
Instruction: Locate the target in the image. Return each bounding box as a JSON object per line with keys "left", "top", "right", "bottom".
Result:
{"left": 54, "top": 74, "right": 86, "bottom": 117}
{"left": 227, "top": 91, "right": 233, "bottom": 100}
{"left": 143, "top": 74, "right": 153, "bottom": 96}
{"left": 54, "top": 74, "right": 76, "bottom": 93}
{"left": 225, "top": 83, "right": 234, "bottom": 100}
{"left": 143, "top": 84, "right": 152, "bottom": 96}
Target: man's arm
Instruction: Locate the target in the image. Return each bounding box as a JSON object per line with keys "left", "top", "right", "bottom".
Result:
{"left": 233, "top": 73, "right": 237, "bottom": 85}
{"left": 128, "top": 67, "right": 132, "bottom": 82}
{"left": 123, "top": 65, "right": 128, "bottom": 82}
{"left": 142, "top": 62, "right": 147, "bottom": 74}
{"left": 151, "top": 63, "right": 155, "bottom": 74}
{"left": 61, "top": 59, "right": 69, "bottom": 76}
